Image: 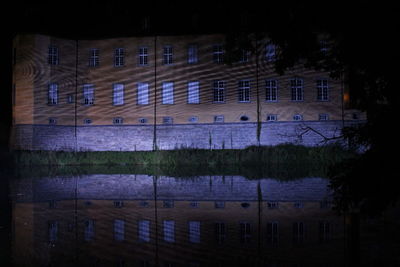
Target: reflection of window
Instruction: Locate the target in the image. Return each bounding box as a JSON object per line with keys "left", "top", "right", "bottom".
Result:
{"left": 266, "top": 222, "right": 279, "bottom": 246}
{"left": 240, "top": 222, "right": 251, "bottom": 244}
{"left": 163, "top": 220, "right": 175, "bottom": 243}
{"left": 189, "top": 221, "right": 201, "bottom": 243}
{"left": 293, "top": 222, "right": 305, "bottom": 244}
{"left": 138, "top": 220, "right": 150, "bottom": 242}
{"left": 48, "top": 221, "right": 58, "bottom": 242}
{"left": 84, "top": 219, "right": 95, "bottom": 241}
{"left": 114, "top": 219, "right": 125, "bottom": 241}
{"left": 215, "top": 222, "right": 226, "bottom": 244}
{"left": 319, "top": 221, "right": 331, "bottom": 243}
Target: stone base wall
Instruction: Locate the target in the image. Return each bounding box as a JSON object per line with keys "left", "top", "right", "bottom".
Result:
{"left": 11, "top": 121, "right": 349, "bottom": 151}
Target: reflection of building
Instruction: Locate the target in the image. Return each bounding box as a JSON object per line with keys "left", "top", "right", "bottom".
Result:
{"left": 11, "top": 175, "right": 345, "bottom": 266}
{"left": 11, "top": 34, "right": 362, "bottom": 151}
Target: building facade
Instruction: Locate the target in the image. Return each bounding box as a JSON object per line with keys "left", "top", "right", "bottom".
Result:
{"left": 11, "top": 34, "right": 360, "bottom": 151}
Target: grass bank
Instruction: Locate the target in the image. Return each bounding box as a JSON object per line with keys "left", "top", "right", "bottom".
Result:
{"left": 14, "top": 144, "right": 355, "bottom": 167}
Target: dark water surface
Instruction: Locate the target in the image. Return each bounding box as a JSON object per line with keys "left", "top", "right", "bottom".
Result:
{"left": 3, "top": 168, "right": 399, "bottom": 267}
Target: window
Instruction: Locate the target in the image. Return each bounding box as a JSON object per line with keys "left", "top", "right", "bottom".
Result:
{"left": 139, "top": 201, "right": 149, "bottom": 207}
{"left": 83, "top": 118, "right": 92, "bottom": 125}
{"left": 163, "top": 117, "right": 173, "bottom": 124}
{"left": 139, "top": 118, "right": 148, "bottom": 124}
{"left": 319, "top": 221, "right": 331, "bottom": 243}
{"left": 189, "top": 201, "right": 199, "bottom": 208}
{"left": 213, "top": 44, "right": 224, "bottom": 63}
{"left": 265, "top": 43, "right": 276, "bottom": 62}
{"left": 114, "top": 48, "right": 124, "bottom": 67}
{"left": 240, "top": 115, "right": 249, "bottom": 121}
{"left": 48, "top": 83, "right": 58, "bottom": 105}
{"left": 163, "top": 220, "right": 175, "bottom": 243}
{"left": 294, "top": 202, "right": 304, "bottom": 209}
{"left": 113, "top": 117, "right": 123, "bottom": 124}
{"left": 293, "top": 222, "right": 305, "bottom": 244}
{"left": 187, "top": 81, "right": 200, "bottom": 104}
{"left": 265, "top": 79, "right": 278, "bottom": 101}
{"left": 267, "top": 202, "right": 279, "bottom": 209}
{"left": 214, "top": 201, "right": 225, "bottom": 208}
{"left": 293, "top": 114, "right": 303, "bottom": 121}
{"left": 138, "top": 220, "right": 150, "bottom": 242}
{"left": 138, "top": 47, "right": 148, "bottom": 66}
{"left": 215, "top": 222, "right": 226, "bottom": 244}
{"left": 266, "top": 114, "right": 277, "bottom": 122}
{"left": 114, "top": 219, "right": 125, "bottom": 241}
{"left": 162, "top": 82, "right": 174, "bottom": 104}
{"left": 238, "top": 80, "right": 250, "bottom": 102}
{"left": 317, "top": 79, "right": 329, "bottom": 101}
{"left": 319, "top": 113, "right": 329, "bottom": 121}
{"left": 291, "top": 78, "right": 304, "bottom": 101}
{"left": 114, "top": 201, "right": 124, "bottom": 208}
{"left": 89, "top": 48, "right": 99, "bottom": 67}
{"left": 266, "top": 222, "right": 279, "bottom": 246}
{"left": 188, "top": 116, "right": 199, "bottom": 123}
{"left": 67, "top": 94, "right": 74, "bottom": 104}
{"left": 48, "top": 118, "right": 57, "bottom": 125}
{"left": 163, "top": 200, "right": 174, "bottom": 208}
{"left": 84, "top": 219, "right": 95, "bottom": 241}
{"left": 83, "top": 84, "right": 95, "bottom": 105}
{"left": 240, "top": 49, "right": 250, "bottom": 63}
{"left": 137, "top": 83, "right": 149, "bottom": 105}
{"left": 48, "top": 221, "right": 58, "bottom": 242}
{"left": 240, "top": 222, "right": 251, "bottom": 244}
{"left": 188, "top": 44, "right": 198, "bottom": 64}
{"left": 113, "top": 83, "right": 124, "bottom": 105}
{"left": 189, "top": 221, "right": 201, "bottom": 243}
{"left": 48, "top": 45, "right": 59, "bottom": 65}
{"left": 213, "top": 80, "right": 225, "bottom": 103}
{"left": 214, "top": 115, "right": 224, "bottom": 123}
{"left": 163, "top": 46, "right": 173, "bottom": 65}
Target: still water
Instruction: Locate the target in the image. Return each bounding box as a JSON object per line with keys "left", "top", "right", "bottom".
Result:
{"left": 4, "top": 169, "right": 398, "bottom": 266}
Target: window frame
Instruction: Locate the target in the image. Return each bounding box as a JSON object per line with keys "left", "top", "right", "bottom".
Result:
{"left": 238, "top": 80, "right": 251, "bottom": 103}
{"left": 290, "top": 78, "right": 304, "bottom": 101}
{"left": 213, "top": 80, "right": 225, "bottom": 103}
{"left": 265, "top": 79, "right": 278, "bottom": 102}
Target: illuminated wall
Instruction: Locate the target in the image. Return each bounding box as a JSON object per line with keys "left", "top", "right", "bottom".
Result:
{"left": 11, "top": 34, "right": 362, "bottom": 150}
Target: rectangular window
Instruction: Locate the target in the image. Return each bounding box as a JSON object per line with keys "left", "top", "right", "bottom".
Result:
{"left": 266, "top": 114, "right": 277, "bottom": 122}
{"left": 48, "top": 117, "right": 57, "bottom": 125}
{"left": 137, "top": 83, "right": 149, "bottom": 105}
{"left": 163, "top": 220, "right": 175, "bottom": 243}
{"left": 113, "top": 83, "right": 124, "bottom": 105}
{"left": 48, "top": 221, "right": 58, "bottom": 242}
{"left": 163, "top": 117, "right": 173, "bottom": 124}
{"left": 319, "top": 113, "right": 329, "bottom": 121}
{"left": 163, "top": 46, "right": 173, "bottom": 65}
{"left": 291, "top": 78, "right": 304, "bottom": 101}
{"left": 240, "top": 222, "right": 251, "bottom": 244}
{"left": 139, "top": 47, "right": 148, "bottom": 65}
{"left": 89, "top": 48, "right": 99, "bottom": 67}
{"left": 84, "top": 219, "right": 95, "bottom": 241}
{"left": 114, "top": 219, "right": 125, "bottom": 241}
{"left": 213, "top": 80, "right": 225, "bottom": 103}
{"left": 188, "top": 221, "right": 201, "bottom": 243}
{"left": 48, "top": 83, "right": 58, "bottom": 105}
{"left": 162, "top": 82, "right": 174, "bottom": 104}
{"left": 265, "top": 43, "right": 276, "bottom": 62}
{"left": 317, "top": 79, "right": 329, "bottom": 101}
{"left": 238, "top": 80, "right": 250, "bottom": 102}
{"left": 188, "top": 44, "right": 198, "bottom": 64}
{"left": 138, "top": 220, "right": 150, "bottom": 242}
{"left": 113, "top": 117, "right": 123, "bottom": 124}
{"left": 83, "top": 84, "right": 94, "bottom": 105}
{"left": 48, "top": 45, "right": 59, "bottom": 65}
{"left": 266, "top": 222, "right": 279, "bottom": 246}
{"left": 319, "top": 221, "right": 331, "bottom": 243}
{"left": 215, "top": 222, "right": 226, "bottom": 244}
{"left": 213, "top": 44, "right": 224, "bottom": 63}
{"left": 214, "top": 115, "right": 224, "bottom": 123}
{"left": 265, "top": 79, "right": 278, "bottom": 101}
{"left": 187, "top": 81, "right": 200, "bottom": 104}
{"left": 114, "top": 48, "right": 124, "bottom": 67}
{"left": 293, "top": 222, "right": 305, "bottom": 244}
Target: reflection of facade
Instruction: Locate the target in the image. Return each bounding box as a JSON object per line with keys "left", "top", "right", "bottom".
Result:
{"left": 11, "top": 175, "right": 345, "bottom": 266}
{"left": 11, "top": 34, "right": 362, "bottom": 151}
